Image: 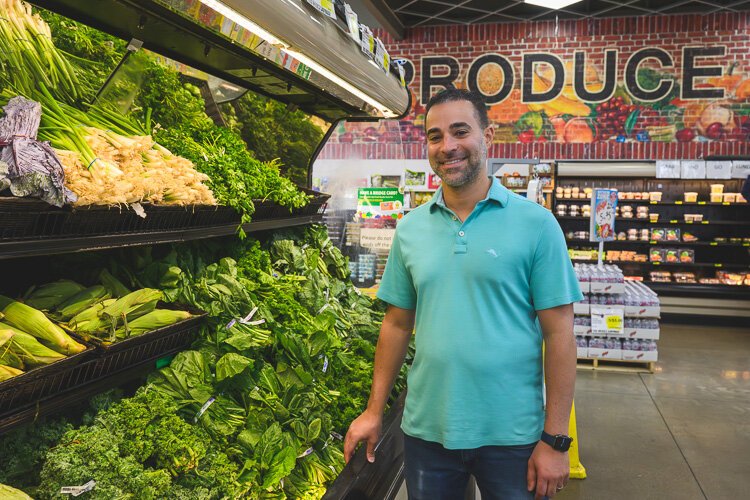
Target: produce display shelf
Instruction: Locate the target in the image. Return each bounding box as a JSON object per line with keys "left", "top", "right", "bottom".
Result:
{"left": 0, "top": 311, "right": 204, "bottom": 435}
{"left": 567, "top": 239, "right": 750, "bottom": 247}
{"left": 0, "top": 214, "right": 323, "bottom": 260}
{"left": 556, "top": 216, "right": 748, "bottom": 226}
{"left": 323, "top": 392, "right": 406, "bottom": 500}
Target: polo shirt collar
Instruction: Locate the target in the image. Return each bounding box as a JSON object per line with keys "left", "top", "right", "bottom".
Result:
{"left": 427, "top": 176, "right": 510, "bottom": 212}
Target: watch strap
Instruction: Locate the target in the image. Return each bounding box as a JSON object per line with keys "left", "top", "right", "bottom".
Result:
{"left": 540, "top": 430, "right": 573, "bottom": 451}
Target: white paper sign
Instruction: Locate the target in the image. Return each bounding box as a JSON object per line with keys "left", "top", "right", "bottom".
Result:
{"left": 731, "top": 161, "right": 750, "bottom": 179}
{"left": 656, "top": 160, "right": 681, "bottom": 179}
{"left": 374, "top": 38, "right": 390, "bottom": 72}
{"left": 591, "top": 307, "right": 624, "bottom": 335}
{"left": 360, "top": 227, "right": 396, "bottom": 251}
{"left": 706, "top": 161, "right": 732, "bottom": 179}
{"left": 344, "top": 4, "right": 359, "bottom": 41}
{"left": 681, "top": 160, "right": 706, "bottom": 179}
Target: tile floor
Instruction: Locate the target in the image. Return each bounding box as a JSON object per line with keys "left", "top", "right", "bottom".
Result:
{"left": 558, "top": 322, "right": 750, "bottom": 500}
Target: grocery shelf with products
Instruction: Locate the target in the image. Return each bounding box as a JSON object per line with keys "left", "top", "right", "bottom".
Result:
{"left": 0, "top": 0, "right": 411, "bottom": 498}
{"left": 554, "top": 162, "right": 750, "bottom": 313}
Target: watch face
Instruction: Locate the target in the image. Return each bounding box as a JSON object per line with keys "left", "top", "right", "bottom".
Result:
{"left": 554, "top": 435, "right": 572, "bottom": 451}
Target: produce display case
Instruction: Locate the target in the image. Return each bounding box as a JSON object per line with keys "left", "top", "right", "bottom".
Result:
{"left": 554, "top": 161, "right": 750, "bottom": 318}
{"left": 0, "top": 0, "right": 411, "bottom": 496}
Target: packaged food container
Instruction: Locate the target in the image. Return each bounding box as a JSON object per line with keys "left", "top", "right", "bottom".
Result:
{"left": 710, "top": 184, "right": 724, "bottom": 194}
{"left": 624, "top": 192, "right": 634, "bottom": 200}
{"left": 694, "top": 213, "right": 703, "bottom": 221}
{"left": 684, "top": 192, "right": 698, "bottom": 202}
{"left": 618, "top": 191, "right": 625, "bottom": 200}
{"left": 649, "top": 213, "right": 659, "bottom": 222}
{"left": 666, "top": 228, "right": 680, "bottom": 241}
{"left": 710, "top": 193, "right": 723, "bottom": 202}
{"left": 684, "top": 214, "right": 695, "bottom": 222}
{"left": 651, "top": 228, "right": 666, "bottom": 241}
{"left": 649, "top": 192, "right": 662, "bottom": 201}
{"left": 650, "top": 248, "right": 665, "bottom": 262}
{"left": 641, "top": 192, "right": 649, "bottom": 200}
{"left": 723, "top": 193, "right": 736, "bottom": 203}
{"left": 571, "top": 187, "right": 580, "bottom": 195}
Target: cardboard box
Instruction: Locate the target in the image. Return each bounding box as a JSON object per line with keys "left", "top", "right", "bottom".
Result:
{"left": 573, "top": 303, "right": 590, "bottom": 315}
{"left": 625, "top": 305, "right": 661, "bottom": 318}
{"left": 622, "top": 350, "right": 658, "bottom": 362}
{"left": 587, "top": 348, "right": 622, "bottom": 360}
{"left": 623, "top": 328, "right": 660, "bottom": 340}
{"left": 578, "top": 281, "right": 590, "bottom": 293}
{"left": 576, "top": 347, "right": 588, "bottom": 358}
{"left": 590, "top": 282, "right": 625, "bottom": 294}
{"left": 574, "top": 325, "right": 592, "bottom": 336}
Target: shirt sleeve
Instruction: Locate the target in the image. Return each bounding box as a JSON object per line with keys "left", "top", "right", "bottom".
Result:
{"left": 530, "top": 214, "right": 583, "bottom": 311}
{"left": 376, "top": 229, "right": 417, "bottom": 310}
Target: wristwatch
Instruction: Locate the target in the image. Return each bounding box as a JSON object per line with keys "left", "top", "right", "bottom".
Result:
{"left": 540, "top": 430, "right": 573, "bottom": 452}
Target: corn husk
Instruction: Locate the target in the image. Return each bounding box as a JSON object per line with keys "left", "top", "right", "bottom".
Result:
{"left": 23, "top": 279, "right": 86, "bottom": 310}
{"left": 0, "top": 323, "right": 66, "bottom": 367}
{"left": 99, "top": 269, "right": 130, "bottom": 298}
{"left": 116, "top": 309, "right": 193, "bottom": 338}
{"left": 0, "top": 364, "right": 24, "bottom": 382}
{"left": 54, "top": 285, "right": 109, "bottom": 321}
{"left": 0, "top": 296, "right": 85, "bottom": 355}
{"left": 0, "top": 482, "right": 34, "bottom": 499}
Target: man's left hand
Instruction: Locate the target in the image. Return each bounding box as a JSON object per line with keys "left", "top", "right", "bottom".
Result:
{"left": 527, "top": 442, "right": 569, "bottom": 499}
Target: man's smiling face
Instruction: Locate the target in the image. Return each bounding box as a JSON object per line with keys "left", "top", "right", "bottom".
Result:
{"left": 425, "top": 99, "right": 491, "bottom": 189}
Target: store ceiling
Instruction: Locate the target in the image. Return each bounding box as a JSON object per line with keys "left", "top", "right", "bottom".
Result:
{"left": 358, "top": 0, "right": 750, "bottom": 38}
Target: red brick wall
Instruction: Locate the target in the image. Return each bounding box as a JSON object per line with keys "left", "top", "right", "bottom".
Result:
{"left": 319, "top": 12, "right": 750, "bottom": 161}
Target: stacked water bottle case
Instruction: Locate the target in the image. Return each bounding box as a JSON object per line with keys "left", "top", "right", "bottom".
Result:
{"left": 573, "top": 264, "right": 660, "bottom": 363}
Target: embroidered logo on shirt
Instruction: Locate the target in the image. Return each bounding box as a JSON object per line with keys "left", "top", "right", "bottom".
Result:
{"left": 486, "top": 248, "right": 498, "bottom": 258}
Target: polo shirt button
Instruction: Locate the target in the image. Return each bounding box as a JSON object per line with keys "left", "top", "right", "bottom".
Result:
{"left": 452, "top": 216, "right": 457, "bottom": 221}
{"left": 458, "top": 230, "right": 465, "bottom": 237}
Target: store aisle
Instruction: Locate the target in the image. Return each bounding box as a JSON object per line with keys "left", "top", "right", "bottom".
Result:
{"left": 559, "top": 323, "right": 750, "bottom": 500}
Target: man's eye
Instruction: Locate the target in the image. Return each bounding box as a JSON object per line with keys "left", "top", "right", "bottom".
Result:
{"left": 428, "top": 135, "right": 440, "bottom": 143}
{"left": 454, "top": 130, "right": 468, "bottom": 137}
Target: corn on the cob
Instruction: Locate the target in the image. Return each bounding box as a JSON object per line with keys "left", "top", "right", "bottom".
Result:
{"left": 0, "top": 297, "right": 85, "bottom": 355}
{"left": 54, "top": 285, "right": 109, "bottom": 321}
{"left": 0, "top": 364, "right": 24, "bottom": 381}
{"left": 0, "top": 323, "right": 66, "bottom": 366}
{"left": 0, "top": 329, "right": 23, "bottom": 369}
{"left": 101, "top": 288, "right": 162, "bottom": 323}
{"left": 99, "top": 269, "right": 130, "bottom": 298}
{"left": 117, "top": 309, "right": 193, "bottom": 338}
{"left": 0, "top": 482, "right": 34, "bottom": 499}
{"left": 23, "top": 280, "right": 86, "bottom": 310}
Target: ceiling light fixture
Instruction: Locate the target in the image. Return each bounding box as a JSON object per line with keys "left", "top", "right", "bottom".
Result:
{"left": 199, "top": 0, "right": 397, "bottom": 117}
{"left": 524, "top": 0, "right": 582, "bottom": 9}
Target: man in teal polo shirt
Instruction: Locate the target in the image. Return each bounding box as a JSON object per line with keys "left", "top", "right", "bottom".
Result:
{"left": 344, "top": 88, "right": 582, "bottom": 500}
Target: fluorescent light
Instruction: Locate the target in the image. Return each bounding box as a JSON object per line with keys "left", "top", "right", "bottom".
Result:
{"left": 284, "top": 48, "right": 398, "bottom": 118}
{"left": 199, "top": 0, "right": 288, "bottom": 48}
{"left": 200, "top": 0, "right": 398, "bottom": 118}
{"left": 525, "top": 0, "right": 581, "bottom": 9}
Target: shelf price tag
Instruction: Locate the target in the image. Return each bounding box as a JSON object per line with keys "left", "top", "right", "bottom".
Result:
{"left": 723, "top": 202, "right": 730, "bottom": 205}
{"left": 374, "top": 37, "right": 390, "bottom": 72}
{"left": 698, "top": 201, "right": 706, "bottom": 205}
{"left": 686, "top": 220, "right": 693, "bottom": 224}
{"left": 715, "top": 263, "right": 723, "bottom": 268}
{"left": 359, "top": 24, "right": 375, "bottom": 58}
{"left": 710, "top": 242, "right": 718, "bottom": 246}
{"left": 306, "top": 0, "right": 336, "bottom": 18}
{"left": 670, "top": 220, "right": 678, "bottom": 223}
{"left": 674, "top": 201, "right": 682, "bottom": 205}
{"left": 591, "top": 306, "right": 624, "bottom": 335}
{"left": 702, "top": 221, "right": 710, "bottom": 224}
{"left": 651, "top": 201, "right": 658, "bottom": 205}
{"left": 744, "top": 243, "right": 750, "bottom": 247}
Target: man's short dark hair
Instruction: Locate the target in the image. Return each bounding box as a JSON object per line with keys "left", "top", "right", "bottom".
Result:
{"left": 425, "top": 88, "right": 490, "bottom": 130}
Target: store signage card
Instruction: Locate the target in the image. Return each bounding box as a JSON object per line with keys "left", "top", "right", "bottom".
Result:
{"left": 705, "top": 161, "right": 732, "bottom": 179}
{"left": 360, "top": 227, "right": 396, "bottom": 251}
{"left": 656, "top": 160, "right": 681, "bottom": 179}
{"left": 731, "top": 161, "right": 750, "bottom": 179}
{"left": 428, "top": 173, "right": 442, "bottom": 190}
{"left": 305, "top": 0, "right": 336, "bottom": 18}
{"left": 681, "top": 160, "right": 706, "bottom": 179}
{"left": 405, "top": 169, "right": 426, "bottom": 189}
{"left": 357, "top": 187, "right": 404, "bottom": 219}
{"left": 359, "top": 24, "right": 375, "bottom": 58}
{"left": 591, "top": 306, "right": 624, "bottom": 335}
{"left": 344, "top": 3, "right": 360, "bottom": 41}
{"left": 374, "top": 38, "right": 390, "bottom": 72}
{"left": 589, "top": 189, "right": 618, "bottom": 242}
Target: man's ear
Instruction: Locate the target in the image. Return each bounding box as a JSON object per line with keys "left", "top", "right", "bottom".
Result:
{"left": 484, "top": 125, "right": 495, "bottom": 146}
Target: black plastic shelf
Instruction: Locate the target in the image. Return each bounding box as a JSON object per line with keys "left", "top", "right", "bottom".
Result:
{"left": 567, "top": 239, "right": 750, "bottom": 247}
{"left": 0, "top": 214, "right": 323, "bottom": 260}
{"left": 571, "top": 259, "right": 748, "bottom": 269}
{"left": 323, "top": 392, "right": 406, "bottom": 500}
{"left": 556, "top": 199, "right": 747, "bottom": 207}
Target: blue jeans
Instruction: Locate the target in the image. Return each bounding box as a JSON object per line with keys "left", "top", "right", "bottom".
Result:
{"left": 403, "top": 434, "right": 546, "bottom": 500}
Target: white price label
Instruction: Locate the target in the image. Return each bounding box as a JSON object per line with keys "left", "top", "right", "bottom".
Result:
{"left": 359, "top": 24, "right": 375, "bottom": 57}
{"left": 374, "top": 38, "right": 390, "bottom": 72}
{"left": 306, "top": 0, "right": 336, "bottom": 18}
{"left": 344, "top": 3, "right": 360, "bottom": 41}
{"left": 591, "top": 307, "right": 624, "bottom": 335}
